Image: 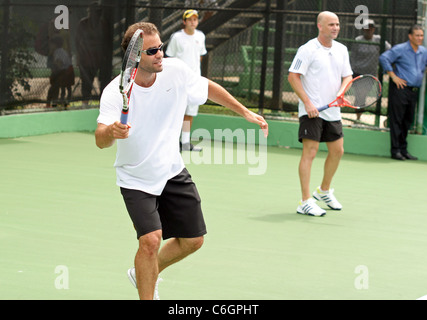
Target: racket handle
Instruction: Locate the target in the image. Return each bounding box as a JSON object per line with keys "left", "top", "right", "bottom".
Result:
{"left": 120, "top": 111, "right": 128, "bottom": 125}
{"left": 317, "top": 105, "right": 329, "bottom": 112}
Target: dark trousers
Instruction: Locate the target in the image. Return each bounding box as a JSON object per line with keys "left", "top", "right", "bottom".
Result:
{"left": 79, "top": 65, "right": 110, "bottom": 101}
{"left": 388, "top": 80, "right": 418, "bottom": 155}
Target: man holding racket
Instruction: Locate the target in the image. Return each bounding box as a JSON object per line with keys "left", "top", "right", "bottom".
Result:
{"left": 288, "top": 11, "right": 353, "bottom": 216}
{"left": 95, "top": 22, "right": 268, "bottom": 299}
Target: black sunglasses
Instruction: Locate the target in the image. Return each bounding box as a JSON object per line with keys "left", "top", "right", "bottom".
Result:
{"left": 142, "top": 43, "right": 164, "bottom": 56}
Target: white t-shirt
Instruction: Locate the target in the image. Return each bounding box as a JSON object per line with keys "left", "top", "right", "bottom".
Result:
{"left": 52, "top": 47, "right": 72, "bottom": 72}
{"left": 350, "top": 34, "right": 391, "bottom": 76}
{"left": 97, "top": 58, "right": 209, "bottom": 195}
{"left": 289, "top": 38, "right": 353, "bottom": 121}
{"left": 166, "top": 29, "right": 207, "bottom": 75}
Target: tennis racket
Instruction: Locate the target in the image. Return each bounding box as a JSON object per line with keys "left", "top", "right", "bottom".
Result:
{"left": 318, "top": 75, "right": 382, "bottom": 112}
{"left": 119, "top": 29, "right": 144, "bottom": 125}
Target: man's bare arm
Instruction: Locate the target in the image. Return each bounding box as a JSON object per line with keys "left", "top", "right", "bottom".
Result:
{"left": 207, "top": 80, "right": 268, "bottom": 136}
{"left": 288, "top": 72, "right": 319, "bottom": 118}
{"left": 95, "top": 122, "right": 130, "bottom": 149}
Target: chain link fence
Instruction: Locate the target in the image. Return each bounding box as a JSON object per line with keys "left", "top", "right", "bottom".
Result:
{"left": 0, "top": 0, "right": 419, "bottom": 128}
{"left": 206, "top": 0, "right": 417, "bottom": 129}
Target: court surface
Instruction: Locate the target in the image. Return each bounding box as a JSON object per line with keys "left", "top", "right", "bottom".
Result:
{"left": 1, "top": 132, "right": 427, "bottom": 300}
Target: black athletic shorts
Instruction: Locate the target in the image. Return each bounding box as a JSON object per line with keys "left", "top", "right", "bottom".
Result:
{"left": 298, "top": 115, "right": 343, "bottom": 143}
{"left": 120, "top": 168, "right": 207, "bottom": 240}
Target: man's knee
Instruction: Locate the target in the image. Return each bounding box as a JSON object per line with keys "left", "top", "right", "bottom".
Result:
{"left": 180, "top": 236, "right": 204, "bottom": 254}
{"left": 328, "top": 140, "right": 344, "bottom": 158}
{"left": 302, "top": 139, "right": 319, "bottom": 160}
{"left": 139, "top": 230, "right": 162, "bottom": 256}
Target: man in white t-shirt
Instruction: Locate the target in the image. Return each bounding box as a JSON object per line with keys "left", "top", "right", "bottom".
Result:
{"left": 351, "top": 20, "right": 391, "bottom": 77}
{"left": 166, "top": 9, "right": 207, "bottom": 152}
{"left": 288, "top": 11, "right": 353, "bottom": 217}
{"left": 350, "top": 19, "right": 391, "bottom": 120}
{"left": 95, "top": 22, "right": 268, "bottom": 300}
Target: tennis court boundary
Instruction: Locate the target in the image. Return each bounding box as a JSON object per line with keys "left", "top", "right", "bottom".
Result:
{"left": 1, "top": 109, "right": 426, "bottom": 160}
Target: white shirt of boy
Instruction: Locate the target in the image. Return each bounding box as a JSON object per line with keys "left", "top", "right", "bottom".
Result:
{"left": 166, "top": 29, "right": 207, "bottom": 75}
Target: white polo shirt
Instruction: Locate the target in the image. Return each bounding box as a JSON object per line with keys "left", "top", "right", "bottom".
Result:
{"left": 166, "top": 29, "right": 207, "bottom": 75}
{"left": 289, "top": 38, "right": 353, "bottom": 121}
{"left": 97, "top": 58, "right": 209, "bottom": 195}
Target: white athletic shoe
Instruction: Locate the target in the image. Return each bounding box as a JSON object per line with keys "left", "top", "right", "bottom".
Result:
{"left": 127, "top": 267, "right": 162, "bottom": 300}
{"left": 297, "top": 198, "right": 326, "bottom": 216}
{"left": 312, "top": 187, "right": 342, "bottom": 210}
{"left": 127, "top": 267, "right": 137, "bottom": 288}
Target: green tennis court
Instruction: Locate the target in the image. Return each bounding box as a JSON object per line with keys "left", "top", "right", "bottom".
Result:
{"left": 1, "top": 132, "right": 427, "bottom": 300}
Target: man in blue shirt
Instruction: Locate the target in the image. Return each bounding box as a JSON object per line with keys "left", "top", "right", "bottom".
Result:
{"left": 379, "top": 25, "right": 427, "bottom": 160}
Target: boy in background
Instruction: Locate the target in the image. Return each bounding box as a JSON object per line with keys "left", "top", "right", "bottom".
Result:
{"left": 166, "top": 9, "right": 207, "bottom": 151}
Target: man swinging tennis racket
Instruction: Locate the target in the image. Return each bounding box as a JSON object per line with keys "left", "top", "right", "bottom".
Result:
{"left": 95, "top": 22, "right": 268, "bottom": 300}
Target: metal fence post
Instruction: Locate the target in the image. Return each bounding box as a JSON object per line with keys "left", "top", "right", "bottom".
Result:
{"left": 259, "top": 0, "right": 272, "bottom": 115}
{"left": 272, "top": 0, "right": 287, "bottom": 111}
{"left": 149, "top": 0, "right": 163, "bottom": 35}
{"left": 0, "top": 0, "right": 10, "bottom": 107}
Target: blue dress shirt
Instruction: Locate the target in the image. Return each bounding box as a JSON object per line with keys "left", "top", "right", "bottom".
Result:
{"left": 379, "top": 41, "right": 427, "bottom": 88}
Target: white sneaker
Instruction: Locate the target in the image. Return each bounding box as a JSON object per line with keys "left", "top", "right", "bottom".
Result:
{"left": 297, "top": 198, "right": 326, "bottom": 216}
{"left": 127, "top": 267, "right": 162, "bottom": 300}
{"left": 312, "top": 187, "right": 342, "bottom": 210}
{"left": 127, "top": 267, "right": 138, "bottom": 288}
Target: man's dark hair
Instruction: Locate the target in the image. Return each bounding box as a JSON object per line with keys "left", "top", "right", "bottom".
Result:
{"left": 409, "top": 24, "right": 423, "bottom": 35}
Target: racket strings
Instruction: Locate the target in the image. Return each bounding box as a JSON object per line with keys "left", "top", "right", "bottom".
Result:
{"left": 125, "top": 38, "right": 143, "bottom": 72}
{"left": 121, "top": 33, "right": 144, "bottom": 91}
{"left": 344, "top": 76, "right": 381, "bottom": 108}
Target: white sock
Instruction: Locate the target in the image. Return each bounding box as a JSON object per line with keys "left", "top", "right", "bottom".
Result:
{"left": 181, "top": 131, "right": 191, "bottom": 144}
{"left": 319, "top": 187, "right": 329, "bottom": 193}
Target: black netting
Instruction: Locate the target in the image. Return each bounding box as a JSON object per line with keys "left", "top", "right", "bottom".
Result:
{"left": 0, "top": 0, "right": 419, "bottom": 127}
